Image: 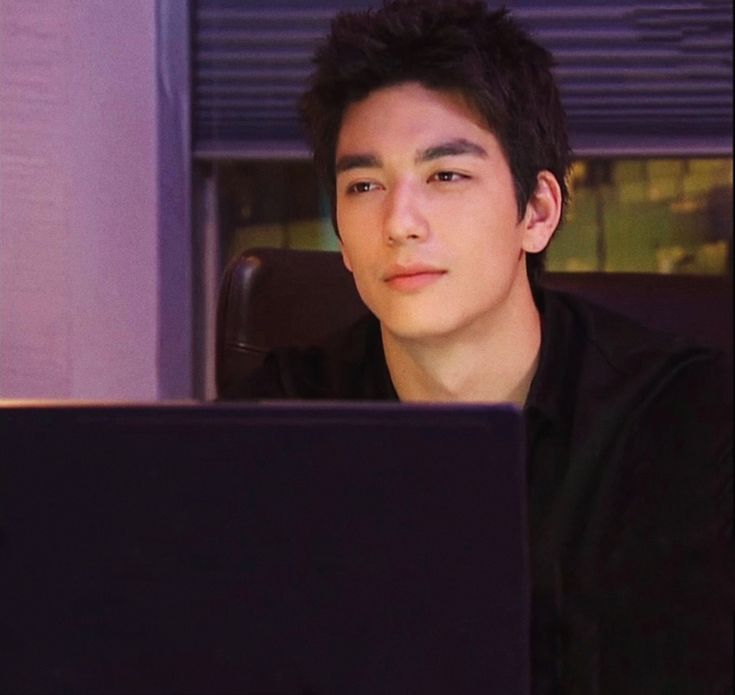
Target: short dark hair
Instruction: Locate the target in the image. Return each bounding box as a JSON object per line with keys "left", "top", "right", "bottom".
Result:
{"left": 299, "top": 0, "right": 571, "bottom": 283}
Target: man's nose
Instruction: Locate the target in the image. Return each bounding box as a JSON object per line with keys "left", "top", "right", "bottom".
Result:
{"left": 382, "top": 181, "right": 429, "bottom": 245}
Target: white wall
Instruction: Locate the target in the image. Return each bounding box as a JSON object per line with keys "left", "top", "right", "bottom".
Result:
{"left": 0, "top": 1, "right": 162, "bottom": 400}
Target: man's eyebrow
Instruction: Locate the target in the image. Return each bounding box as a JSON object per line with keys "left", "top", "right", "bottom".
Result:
{"left": 335, "top": 153, "right": 382, "bottom": 174}
{"left": 334, "top": 139, "right": 487, "bottom": 173}
{"left": 417, "top": 138, "right": 488, "bottom": 162}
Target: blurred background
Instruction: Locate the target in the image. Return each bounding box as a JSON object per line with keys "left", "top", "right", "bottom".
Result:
{"left": 1, "top": 0, "right": 731, "bottom": 400}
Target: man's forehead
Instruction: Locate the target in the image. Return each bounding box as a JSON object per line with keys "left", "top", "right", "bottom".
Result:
{"left": 335, "top": 80, "right": 490, "bottom": 143}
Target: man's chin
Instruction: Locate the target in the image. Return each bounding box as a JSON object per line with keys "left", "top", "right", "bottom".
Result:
{"left": 378, "top": 315, "right": 459, "bottom": 347}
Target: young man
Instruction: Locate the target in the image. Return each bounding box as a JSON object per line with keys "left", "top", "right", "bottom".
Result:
{"left": 236, "top": 1, "right": 732, "bottom": 692}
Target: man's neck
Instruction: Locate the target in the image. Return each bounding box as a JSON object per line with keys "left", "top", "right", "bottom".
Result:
{"left": 381, "top": 283, "right": 542, "bottom": 407}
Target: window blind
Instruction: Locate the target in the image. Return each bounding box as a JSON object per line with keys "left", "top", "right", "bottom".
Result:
{"left": 193, "top": 0, "right": 733, "bottom": 158}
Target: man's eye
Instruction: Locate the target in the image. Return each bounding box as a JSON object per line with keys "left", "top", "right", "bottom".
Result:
{"left": 431, "top": 171, "right": 466, "bottom": 183}
{"left": 347, "top": 181, "right": 378, "bottom": 194}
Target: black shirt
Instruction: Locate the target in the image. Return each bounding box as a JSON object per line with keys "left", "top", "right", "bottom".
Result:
{"left": 234, "top": 288, "right": 733, "bottom": 694}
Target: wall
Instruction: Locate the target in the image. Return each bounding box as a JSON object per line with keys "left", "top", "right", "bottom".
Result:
{"left": 0, "top": 1, "right": 177, "bottom": 400}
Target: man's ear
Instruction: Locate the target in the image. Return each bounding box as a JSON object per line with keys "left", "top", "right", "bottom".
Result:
{"left": 521, "top": 171, "right": 562, "bottom": 254}
{"left": 339, "top": 240, "right": 353, "bottom": 273}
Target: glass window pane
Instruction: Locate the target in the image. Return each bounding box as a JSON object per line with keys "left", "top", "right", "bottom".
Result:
{"left": 548, "top": 157, "right": 732, "bottom": 275}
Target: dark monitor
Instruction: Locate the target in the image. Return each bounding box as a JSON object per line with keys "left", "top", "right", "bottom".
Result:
{"left": 0, "top": 402, "right": 528, "bottom": 694}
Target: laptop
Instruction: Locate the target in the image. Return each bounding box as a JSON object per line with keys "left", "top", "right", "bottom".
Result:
{"left": 0, "top": 401, "right": 528, "bottom": 694}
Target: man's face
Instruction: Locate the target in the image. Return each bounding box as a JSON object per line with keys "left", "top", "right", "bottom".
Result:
{"left": 335, "top": 81, "right": 538, "bottom": 346}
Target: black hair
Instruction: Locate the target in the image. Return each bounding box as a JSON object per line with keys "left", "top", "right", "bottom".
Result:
{"left": 299, "top": 0, "right": 571, "bottom": 283}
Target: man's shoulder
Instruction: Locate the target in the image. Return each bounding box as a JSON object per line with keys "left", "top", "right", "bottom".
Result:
{"left": 543, "top": 286, "right": 730, "bottom": 383}
{"left": 534, "top": 287, "right": 731, "bottom": 451}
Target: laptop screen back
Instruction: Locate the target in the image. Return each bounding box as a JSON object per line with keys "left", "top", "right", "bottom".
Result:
{"left": 0, "top": 402, "right": 528, "bottom": 695}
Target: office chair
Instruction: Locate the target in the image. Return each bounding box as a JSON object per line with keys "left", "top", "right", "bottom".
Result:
{"left": 216, "top": 247, "right": 732, "bottom": 399}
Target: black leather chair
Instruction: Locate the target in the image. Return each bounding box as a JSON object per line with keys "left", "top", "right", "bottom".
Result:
{"left": 216, "top": 247, "right": 732, "bottom": 398}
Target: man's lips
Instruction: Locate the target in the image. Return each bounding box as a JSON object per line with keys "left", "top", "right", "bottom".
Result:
{"left": 383, "top": 264, "right": 447, "bottom": 291}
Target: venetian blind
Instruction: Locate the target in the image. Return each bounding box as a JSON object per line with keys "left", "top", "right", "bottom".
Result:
{"left": 193, "top": 0, "right": 733, "bottom": 158}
